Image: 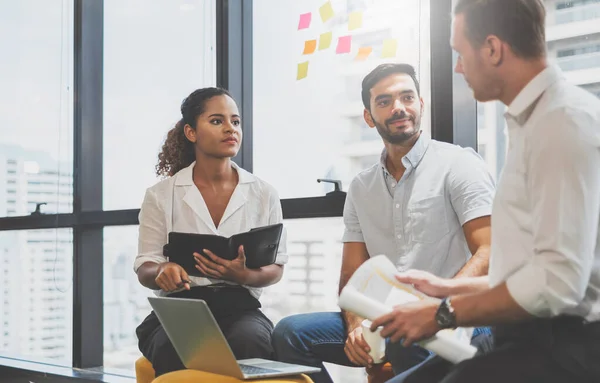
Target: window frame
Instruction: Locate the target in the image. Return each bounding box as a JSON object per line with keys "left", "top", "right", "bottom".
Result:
{"left": 0, "top": 0, "right": 474, "bottom": 372}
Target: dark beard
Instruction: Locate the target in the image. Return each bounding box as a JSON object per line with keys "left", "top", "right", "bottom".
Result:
{"left": 373, "top": 112, "right": 421, "bottom": 144}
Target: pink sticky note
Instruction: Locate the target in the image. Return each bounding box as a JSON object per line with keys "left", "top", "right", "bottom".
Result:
{"left": 298, "top": 12, "right": 312, "bottom": 30}
{"left": 336, "top": 35, "right": 352, "bottom": 54}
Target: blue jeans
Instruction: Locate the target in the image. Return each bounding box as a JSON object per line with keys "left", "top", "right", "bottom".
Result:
{"left": 271, "top": 312, "right": 430, "bottom": 383}
{"left": 385, "top": 327, "right": 494, "bottom": 383}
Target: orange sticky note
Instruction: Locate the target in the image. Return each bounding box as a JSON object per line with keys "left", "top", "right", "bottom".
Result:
{"left": 318, "top": 31, "right": 333, "bottom": 50}
{"left": 303, "top": 40, "right": 317, "bottom": 55}
{"left": 298, "top": 12, "right": 311, "bottom": 30}
{"left": 382, "top": 38, "right": 398, "bottom": 58}
{"left": 319, "top": 1, "right": 334, "bottom": 23}
{"left": 336, "top": 35, "right": 352, "bottom": 54}
{"left": 297, "top": 61, "right": 309, "bottom": 80}
{"left": 348, "top": 11, "right": 363, "bottom": 31}
{"left": 355, "top": 46, "right": 372, "bottom": 61}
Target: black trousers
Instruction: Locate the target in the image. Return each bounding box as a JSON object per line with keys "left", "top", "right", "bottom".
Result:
{"left": 136, "top": 286, "right": 274, "bottom": 377}
{"left": 390, "top": 316, "right": 600, "bottom": 383}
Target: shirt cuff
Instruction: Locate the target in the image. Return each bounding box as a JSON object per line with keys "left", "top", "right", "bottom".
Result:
{"left": 274, "top": 252, "right": 289, "bottom": 265}
{"left": 460, "top": 205, "right": 492, "bottom": 226}
{"left": 133, "top": 254, "right": 167, "bottom": 273}
{"left": 505, "top": 263, "right": 549, "bottom": 317}
{"left": 342, "top": 229, "right": 364, "bottom": 243}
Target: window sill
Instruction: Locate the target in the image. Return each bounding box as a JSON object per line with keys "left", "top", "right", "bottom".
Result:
{"left": 0, "top": 356, "right": 134, "bottom": 383}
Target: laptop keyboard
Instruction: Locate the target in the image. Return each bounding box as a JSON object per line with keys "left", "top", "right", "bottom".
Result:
{"left": 239, "top": 364, "right": 280, "bottom": 376}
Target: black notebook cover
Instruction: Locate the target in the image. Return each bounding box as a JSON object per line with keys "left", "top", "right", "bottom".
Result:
{"left": 163, "top": 223, "right": 283, "bottom": 276}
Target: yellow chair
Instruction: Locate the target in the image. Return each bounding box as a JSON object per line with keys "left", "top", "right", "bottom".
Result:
{"left": 366, "top": 362, "right": 395, "bottom": 383}
{"left": 136, "top": 356, "right": 156, "bottom": 383}
{"left": 136, "top": 356, "right": 314, "bottom": 383}
{"left": 153, "top": 370, "right": 313, "bottom": 383}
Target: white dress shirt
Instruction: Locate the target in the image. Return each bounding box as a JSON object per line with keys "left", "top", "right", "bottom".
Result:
{"left": 343, "top": 133, "right": 495, "bottom": 277}
{"left": 489, "top": 66, "right": 600, "bottom": 321}
{"left": 133, "top": 161, "right": 288, "bottom": 299}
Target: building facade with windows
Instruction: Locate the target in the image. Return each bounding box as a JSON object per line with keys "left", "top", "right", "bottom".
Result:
{"left": 477, "top": 0, "right": 600, "bottom": 179}
{"left": 0, "top": 147, "right": 73, "bottom": 363}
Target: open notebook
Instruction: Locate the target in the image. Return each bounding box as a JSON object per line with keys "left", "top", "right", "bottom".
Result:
{"left": 163, "top": 223, "right": 283, "bottom": 275}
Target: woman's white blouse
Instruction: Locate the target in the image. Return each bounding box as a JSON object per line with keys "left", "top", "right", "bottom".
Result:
{"left": 134, "top": 161, "right": 288, "bottom": 299}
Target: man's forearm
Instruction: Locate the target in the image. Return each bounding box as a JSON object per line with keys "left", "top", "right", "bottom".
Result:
{"left": 338, "top": 242, "right": 370, "bottom": 333}
{"left": 339, "top": 271, "right": 363, "bottom": 333}
{"left": 445, "top": 275, "right": 490, "bottom": 296}
{"left": 452, "top": 282, "right": 533, "bottom": 327}
{"left": 454, "top": 245, "right": 490, "bottom": 278}
{"left": 341, "top": 310, "right": 364, "bottom": 334}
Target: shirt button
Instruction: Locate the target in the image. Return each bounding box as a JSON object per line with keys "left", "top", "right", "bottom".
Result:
{"left": 397, "top": 234, "right": 401, "bottom": 239}
{"left": 395, "top": 204, "right": 400, "bottom": 208}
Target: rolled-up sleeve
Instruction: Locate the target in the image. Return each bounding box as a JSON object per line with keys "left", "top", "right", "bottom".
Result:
{"left": 506, "top": 109, "right": 600, "bottom": 317}
{"left": 268, "top": 189, "right": 288, "bottom": 265}
{"left": 448, "top": 149, "right": 495, "bottom": 226}
{"left": 342, "top": 184, "right": 364, "bottom": 243}
{"left": 134, "top": 188, "right": 168, "bottom": 273}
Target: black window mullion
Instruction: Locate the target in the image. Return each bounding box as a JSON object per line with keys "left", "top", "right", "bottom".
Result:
{"left": 430, "top": 0, "right": 477, "bottom": 149}
{"left": 72, "top": 0, "right": 104, "bottom": 369}
{"left": 216, "top": 0, "right": 253, "bottom": 172}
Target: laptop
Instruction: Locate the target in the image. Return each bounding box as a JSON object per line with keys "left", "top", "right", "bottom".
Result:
{"left": 148, "top": 297, "right": 321, "bottom": 379}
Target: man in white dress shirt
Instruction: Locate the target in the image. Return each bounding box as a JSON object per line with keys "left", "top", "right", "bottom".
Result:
{"left": 374, "top": 1, "right": 600, "bottom": 382}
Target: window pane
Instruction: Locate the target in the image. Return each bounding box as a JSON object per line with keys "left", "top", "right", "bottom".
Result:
{"left": 103, "top": 225, "right": 152, "bottom": 373}
{"left": 253, "top": 0, "right": 431, "bottom": 198}
{"left": 477, "top": 101, "right": 507, "bottom": 180}
{"left": 103, "top": 0, "right": 217, "bottom": 211}
{"left": 0, "top": 229, "right": 73, "bottom": 365}
{"left": 479, "top": 0, "right": 600, "bottom": 177}
{"left": 262, "top": 218, "right": 364, "bottom": 383}
{"left": 0, "top": 0, "right": 74, "bottom": 217}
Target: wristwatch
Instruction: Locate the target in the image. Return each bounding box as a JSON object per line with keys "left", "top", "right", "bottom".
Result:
{"left": 435, "top": 297, "right": 457, "bottom": 329}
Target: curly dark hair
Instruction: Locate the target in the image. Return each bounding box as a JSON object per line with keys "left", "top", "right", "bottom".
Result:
{"left": 156, "top": 87, "right": 234, "bottom": 177}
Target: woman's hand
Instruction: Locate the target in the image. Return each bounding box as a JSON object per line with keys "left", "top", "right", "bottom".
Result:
{"left": 194, "top": 245, "right": 249, "bottom": 284}
{"left": 155, "top": 262, "right": 191, "bottom": 292}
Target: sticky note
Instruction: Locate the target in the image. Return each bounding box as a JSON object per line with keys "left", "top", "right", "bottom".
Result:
{"left": 336, "top": 35, "right": 352, "bottom": 54}
{"left": 382, "top": 38, "right": 398, "bottom": 58}
{"left": 319, "top": 1, "right": 334, "bottom": 23}
{"left": 355, "top": 46, "right": 372, "bottom": 61}
{"left": 298, "top": 12, "right": 311, "bottom": 30}
{"left": 318, "top": 31, "right": 333, "bottom": 50}
{"left": 297, "top": 61, "right": 309, "bottom": 80}
{"left": 348, "top": 11, "right": 363, "bottom": 31}
{"left": 303, "top": 39, "right": 317, "bottom": 55}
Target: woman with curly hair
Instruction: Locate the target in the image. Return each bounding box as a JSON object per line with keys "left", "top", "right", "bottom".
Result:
{"left": 134, "top": 87, "right": 288, "bottom": 376}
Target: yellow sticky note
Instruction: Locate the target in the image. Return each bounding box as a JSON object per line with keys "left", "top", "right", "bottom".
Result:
{"left": 318, "top": 31, "right": 333, "bottom": 50}
{"left": 297, "top": 61, "right": 309, "bottom": 80}
{"left": 355, "top": 46, "right": 373, "bottom": 61}
{"left": 382, "top": 38, "right": 398, "bottom": 58}
{"left": 348, "top": 11, "right": 363, "bottom": 31}
{"left": 303, "top": 40, "right": 317, "bottom": 55}
{"left": 319, "top": 1, "right": 334, "bottom": 23}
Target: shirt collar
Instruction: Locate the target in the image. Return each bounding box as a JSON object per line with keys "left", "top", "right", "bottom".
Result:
{"left": 174, "top": 160, "right": 256, "bottom": 186}
{"left": 505, "top": 65, "right": 564, "bottom": 125}
{"left": 380, "top": 132, "right": 431, "bottom": 175}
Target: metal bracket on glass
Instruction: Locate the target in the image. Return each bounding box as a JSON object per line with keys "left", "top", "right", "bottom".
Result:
{"left": 317, "top": 179, "right": 345, "bottom": 198}
{"left": 31, "top": 202, "right": 47, "bottom": 216}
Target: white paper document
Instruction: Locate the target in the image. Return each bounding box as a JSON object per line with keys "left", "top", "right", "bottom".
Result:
{"left": 338, "top": 255, "right": 477, "bottom": 364}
